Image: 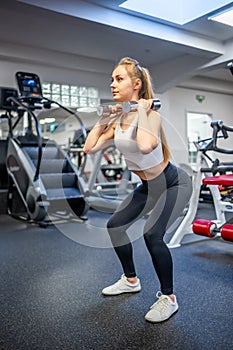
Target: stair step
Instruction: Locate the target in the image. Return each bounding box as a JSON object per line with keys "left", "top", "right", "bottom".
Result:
{"left": 24, "top": 145, "right": 61, "bottom": 160}
{"left": 32, "top": 159, "right": 69, "bottom": 173}
{"left": 46, "top": 187, "right": 83, "bottom": 200}
{"left": 40, "top": 173, "right": 77, "bottom": 189}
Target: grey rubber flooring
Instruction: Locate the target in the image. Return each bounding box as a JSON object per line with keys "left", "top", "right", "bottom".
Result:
{"left": 0, "top": 204, "right": 232, "bottom": 350}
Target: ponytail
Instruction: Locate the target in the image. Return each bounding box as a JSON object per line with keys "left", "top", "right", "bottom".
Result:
{"left": 116, "top": 57, "right": 171, "bottom": 161}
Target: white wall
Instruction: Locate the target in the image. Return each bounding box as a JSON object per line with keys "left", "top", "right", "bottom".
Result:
{"left": 159, "top": 87, "right": 233, "bottom": 165}
{"left": 0, "top": 42, "right": 113, "bottom": 100}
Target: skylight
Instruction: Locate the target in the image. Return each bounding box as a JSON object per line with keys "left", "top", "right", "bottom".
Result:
{"left": 119, "top": 0, "right": 233, "bottom": 25}
{"left": 209, "top": 7, "right": 233, "bottom": 27}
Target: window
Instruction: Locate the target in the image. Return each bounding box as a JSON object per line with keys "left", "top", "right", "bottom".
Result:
{"left": 42, "top": 82, "right": 99, "bottom": 108}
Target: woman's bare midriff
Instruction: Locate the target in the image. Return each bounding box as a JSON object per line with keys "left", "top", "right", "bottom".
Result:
{"left": 132, "top": 160, "right": 169, "bottom": 181}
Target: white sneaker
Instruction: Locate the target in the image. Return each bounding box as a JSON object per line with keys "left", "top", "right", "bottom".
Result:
{"left": 145, "top": 291, "right": 178, "bottom": 323}
{"left": 102, "top": 274, "right": 141, "bottom": 296}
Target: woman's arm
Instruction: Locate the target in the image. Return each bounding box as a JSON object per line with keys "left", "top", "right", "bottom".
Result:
{"left": 136, "top": 100, "right": 161, "bottom": 154}
{"left": 83, "top": 116, "right": 116, "bottom": 154}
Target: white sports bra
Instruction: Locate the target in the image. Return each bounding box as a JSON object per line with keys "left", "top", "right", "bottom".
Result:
{"left": 114, "top": 114, "right": 164, "bottom": 171}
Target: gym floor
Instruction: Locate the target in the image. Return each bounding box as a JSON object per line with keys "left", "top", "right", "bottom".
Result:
{"left": 0, "top": 203, "right": 232, "bottom": 350}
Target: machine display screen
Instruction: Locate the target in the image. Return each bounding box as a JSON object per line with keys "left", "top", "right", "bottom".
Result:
{"left": 23, "top": 79, "right": 37, "bottom": 87}
{"left": 16, "top": 71, "right": 43, "bottom": 101}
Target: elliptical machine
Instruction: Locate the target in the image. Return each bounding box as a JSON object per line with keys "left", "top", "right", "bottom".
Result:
{"left": 5, "top": 71, "right": 88, "bottom": 225}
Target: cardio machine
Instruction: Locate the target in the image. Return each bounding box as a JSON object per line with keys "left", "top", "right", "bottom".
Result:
{"left": 3, "top": 71, "right": 88, "bottom": 225}
{"left": 168, "top": 120, "right": 233, "bottom": 247}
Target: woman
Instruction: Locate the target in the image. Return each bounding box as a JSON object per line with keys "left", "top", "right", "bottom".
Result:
{"left": 83, "top": 57, "right": 192, "bottom": 323}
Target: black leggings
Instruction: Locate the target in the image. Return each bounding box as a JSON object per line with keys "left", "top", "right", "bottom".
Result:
{"left": 106, "top": 162, "right": 192, "bottom": 295}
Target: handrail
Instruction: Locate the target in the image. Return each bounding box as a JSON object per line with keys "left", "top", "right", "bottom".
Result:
{"left": 210, "top": 120, "right": 233, "bottom": 154}
{"left": 42, "top": 96, "right": 87, "bottom": 140}
{"left": 7, "top": 95, "right": 88, "bottom": 183}
{"left": 193, "top": 120, "right": 233, "bottom": 175}
{"left": 195, "top": 120, "right": 233, "bottom": 155}
{"left": 7, "top": 96, "right": 43, "bottom": 182}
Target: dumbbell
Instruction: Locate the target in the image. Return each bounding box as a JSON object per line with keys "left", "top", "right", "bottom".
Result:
{"left": 97, "top": 99, "right": 161, "bottom": 117}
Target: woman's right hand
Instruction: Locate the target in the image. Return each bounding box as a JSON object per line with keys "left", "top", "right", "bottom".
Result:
{"left": 109, "top": 103, "right": 122, "bottom": 117}
{"left": 98, "top": 103, "right": 123, "bottom": 119}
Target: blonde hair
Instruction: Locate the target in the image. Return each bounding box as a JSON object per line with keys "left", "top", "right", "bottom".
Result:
{"left": 116, "top": 57, "right": 171, "bottom": 161}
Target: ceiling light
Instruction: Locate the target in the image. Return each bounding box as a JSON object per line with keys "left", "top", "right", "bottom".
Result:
{"left": 45, "top": 117, "right": 56, "bottom": 123}
{"left": 209, "top": 7, "right": 233, "bottom": 27}
{"left": 76, "top": 107, "right": 97, "bottom": 113}
{"left": 40, "top": 117, "right": 56, "bottom": 124}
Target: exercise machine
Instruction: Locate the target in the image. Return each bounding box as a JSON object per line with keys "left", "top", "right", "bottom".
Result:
{"left": 192, "top": 62, "right": 233, "bottom": 243}
{"left": 3, "top": 71, "right": 88, "bottom": 225}
{"left": 68, "top": 128, "right": 140, "bottom": 213}
{"left": 192, "top": 173, "right": 233, "bottom": 242}
{"left": 168, "top": 120, "right": 233, "bottom": 248}
{"left": 83, "top": 146, "right": 140, "bottom": 213}
{"left": 0, "top": 87, "right": 20, "bottom": 215}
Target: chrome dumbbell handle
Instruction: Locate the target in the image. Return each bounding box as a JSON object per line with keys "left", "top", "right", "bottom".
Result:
{"left": 97, "top": 99, "right": 161, "bottom": 117}
{"left": 122, "top": 99, "right": 161, "bottom": 113}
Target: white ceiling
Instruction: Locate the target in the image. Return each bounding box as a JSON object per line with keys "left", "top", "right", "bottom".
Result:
{"left": 0, "top": 0, "right": 232, "bottom": 93}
